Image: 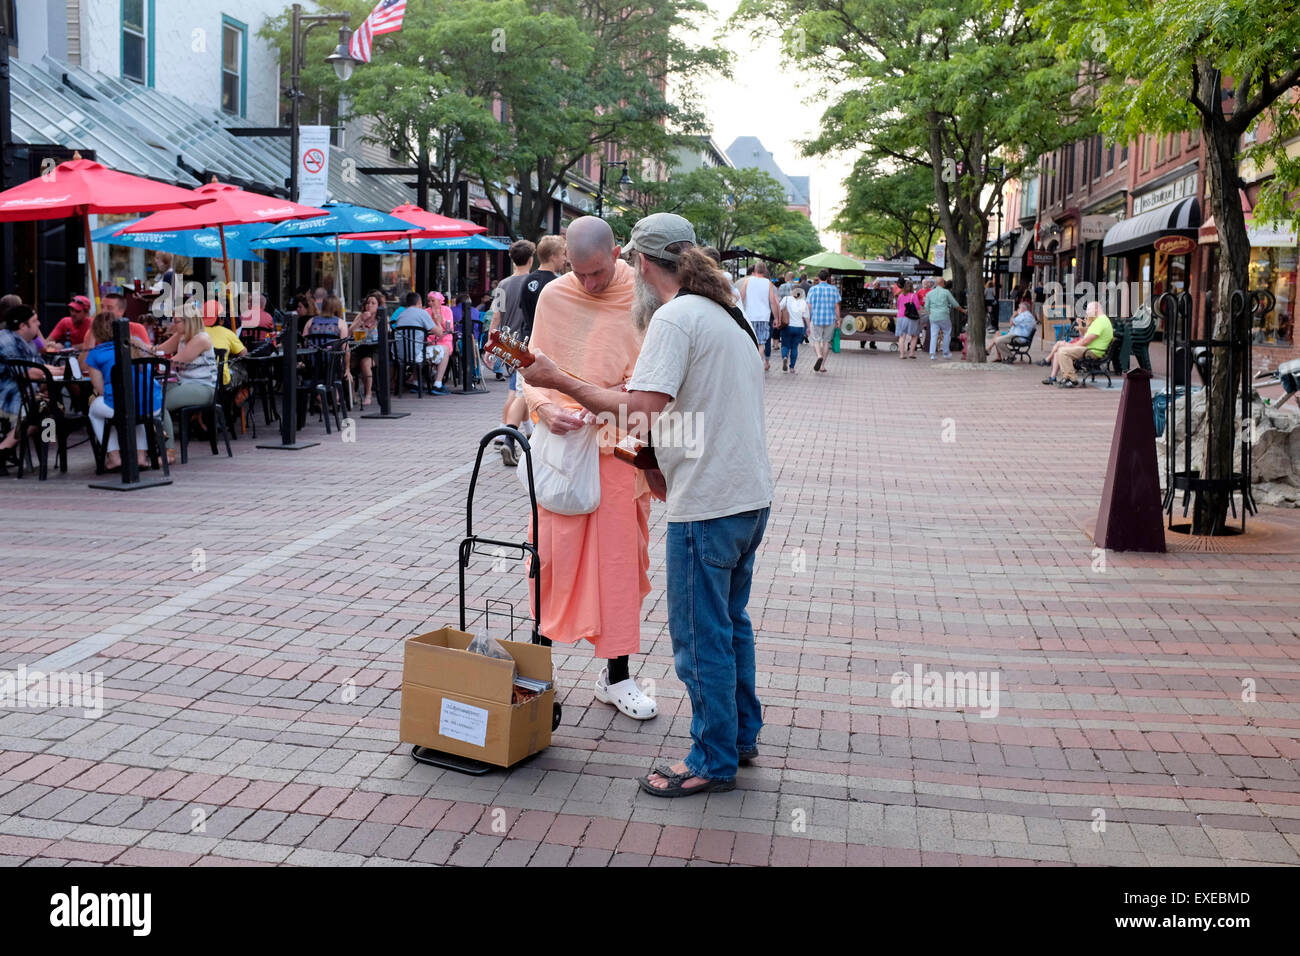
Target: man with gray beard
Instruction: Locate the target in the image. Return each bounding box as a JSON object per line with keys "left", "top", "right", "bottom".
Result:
{"left": 522, "top": 213, "right": 773, "bottom": 797}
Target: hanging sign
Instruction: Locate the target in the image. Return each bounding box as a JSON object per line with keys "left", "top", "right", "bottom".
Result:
{"left": 298, "top": 126, "right": 331, "bottom": 207}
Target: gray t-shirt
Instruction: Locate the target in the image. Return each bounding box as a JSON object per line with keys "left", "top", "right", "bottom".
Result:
{"left": 492, "top": 274, "right": 529, "bottom": 336}
{"left": 627, "top": 293, "right": 774, "bottom": 523}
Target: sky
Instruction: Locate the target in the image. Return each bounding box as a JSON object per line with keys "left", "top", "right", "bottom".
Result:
{"left": 684, "top": 0, "right": 859, "bottom": 249}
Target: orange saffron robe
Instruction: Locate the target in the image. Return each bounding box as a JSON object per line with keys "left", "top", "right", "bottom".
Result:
{"left": 521, "top": 259, "right": 651, "bottom": 658}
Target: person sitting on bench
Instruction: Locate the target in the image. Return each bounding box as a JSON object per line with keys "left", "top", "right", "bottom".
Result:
{"left": 1042, "top": 302, "right": 1112, "bottom": 388}
{"left": 991, "top": 299, "right": 1037, "bottom": 362}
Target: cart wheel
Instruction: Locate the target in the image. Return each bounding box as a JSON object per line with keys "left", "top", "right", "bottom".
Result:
{"left": 890, "top": 343, "right": 899, "bottom": 352}
{"left": 552, "top": 701, "right": 562, "bottom": 730}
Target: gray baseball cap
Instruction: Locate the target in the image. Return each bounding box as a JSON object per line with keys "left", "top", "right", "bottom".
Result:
{"left": 625, "top": 213, "right": 696, "bottom": 262}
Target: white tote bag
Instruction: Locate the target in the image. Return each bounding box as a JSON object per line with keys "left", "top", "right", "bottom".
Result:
{"left": 517, "top": 421, "right": 601, "bottom": 515}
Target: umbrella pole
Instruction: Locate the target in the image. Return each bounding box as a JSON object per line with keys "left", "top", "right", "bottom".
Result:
{"left": 408, "top": 238, "right": 415, "bottom": 298}
{"left": 83, "top": 217, "right": 100, "bottom": 312}
{"left": 220, "top": 226, "right": 236, "bottom": 331}
{"left": 336, "top": 234, "right": 347, "bottom": 313}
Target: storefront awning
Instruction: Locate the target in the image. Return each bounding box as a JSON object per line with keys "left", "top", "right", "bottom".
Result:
{"left": 1102, "top": 197, "right": 1200, "bottom": 256}
{"left": 1247, "top": 221, "right": 1298, "bottom": 248}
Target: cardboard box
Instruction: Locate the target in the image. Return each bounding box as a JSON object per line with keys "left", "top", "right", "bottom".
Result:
{"left": 399, "top": 627, "right": 554, "bottom": 768}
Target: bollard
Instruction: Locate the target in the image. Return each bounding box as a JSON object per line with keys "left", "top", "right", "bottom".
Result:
{"left": 89, "top": 318, "right": 171, "bottom": 491}
{"left": 1093, "top": 368, "right": 1166, "bottom": 551}
{"left": 361, "top": 312, "right": 409, "bottom": 419}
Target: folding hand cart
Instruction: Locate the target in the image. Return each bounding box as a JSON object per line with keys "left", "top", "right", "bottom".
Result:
{"left": 409, "top": 426, "right": 562, "bottom": 775}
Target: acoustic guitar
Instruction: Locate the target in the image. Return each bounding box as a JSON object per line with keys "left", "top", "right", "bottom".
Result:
{"left": 484, "top": 329, "right": 659, "bottom": 469}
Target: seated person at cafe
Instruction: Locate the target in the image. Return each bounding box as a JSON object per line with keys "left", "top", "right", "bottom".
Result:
{"left": 392, "top": 291, "right": 437, "bottom": 391}
{"left": 1042, "top": 301, "right": 1113, "bottom": 388}
{"left": 155, "top": 310, "right": 217, "bottom": 462}
{"left": 239, "top": 292, "right": 276, "bottom": 331}
{"left": 86, "top": 291, "right": 152, "bottom": 348}
{"left": 1, "top": 306, "right": 63, "bottom": 459}
{"left": 202, "top": 309, "right": 247, "bottom": 386}
{"left": 991, "top": 298, "right": 1037, "bottom": 361}
{"left": 85, "top": 311, "right": 166, "bottom": 470}
{"left": 304, "top": 294, "right": 347, "bottom": 339}
{"left": 1, "top": 295, "right": 43, "bottom": 352}
{"left": 44, "top": 295, "right": 94, "bottom": 353}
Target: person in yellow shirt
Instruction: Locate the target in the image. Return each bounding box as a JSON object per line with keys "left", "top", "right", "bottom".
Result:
{"left": 1046, "top": 301, "right": 1113, "bottom": 388}
{"left": 203, "top": 310, "right": 246, "bottom": 385}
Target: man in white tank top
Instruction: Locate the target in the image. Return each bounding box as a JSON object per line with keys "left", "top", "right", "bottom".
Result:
{"left": 737, "top": 261, "right": 781, "bottom": 371}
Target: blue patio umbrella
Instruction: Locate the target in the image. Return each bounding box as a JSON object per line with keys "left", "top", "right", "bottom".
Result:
{"left": 257, "top": 203, "right": 425, "bottom": 310}
{"left": 91, "top": 219, "right": 267, "bottom": 261}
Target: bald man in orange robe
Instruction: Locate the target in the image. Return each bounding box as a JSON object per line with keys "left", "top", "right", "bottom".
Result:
{"left": 521, "top": 217, "right": 658, "bottom": 719}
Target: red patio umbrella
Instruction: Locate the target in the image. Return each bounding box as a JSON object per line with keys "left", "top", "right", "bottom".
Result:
{"left": 0, "top": 155, "right": 215, "bottom": 310}
{"left": 340, "top": 204, "right": 486, "bottom": 291}
{"left": 122, "top": 180, "right": 327, "bottom": 327}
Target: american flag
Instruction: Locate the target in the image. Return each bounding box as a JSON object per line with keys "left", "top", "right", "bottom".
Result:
{"left": 349, "top": 0, "right": 406, "bottom": 64}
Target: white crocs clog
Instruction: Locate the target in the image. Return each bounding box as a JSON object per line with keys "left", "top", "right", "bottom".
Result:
{"left": 594, "top": 667, "right": 658, "bottom": 720}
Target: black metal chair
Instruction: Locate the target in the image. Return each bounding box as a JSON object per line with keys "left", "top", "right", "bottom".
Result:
{"left": 1074, "top": 338, "right": 1122, "bottom": 387}
{"left": 295, "top": 345, "right": 346, "bottom": 434}
{"left": 92, "top": 355, "right": 171, "bottom": 476}
{"left": 1005, "top": 325, "right": 1037, "bottom": 363}
{"left": 3, "top": 359, "right": 92, "bottom": 480}
{"left": 239, "top": 327, "right": 271, "bottom": 349}
{"left": 391, "top": 326, "right": 431, "bottom": 398}
{"left": 174, "top": 352, "right": 233, "bottom": 465}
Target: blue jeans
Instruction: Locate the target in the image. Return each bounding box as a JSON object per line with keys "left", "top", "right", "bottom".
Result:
{"left": 929, "top": 317, "right": 952, "bottom": 355}
{"left": 666, "top": 507, "right": 769, "bottom": 781}
{"left": 780, "top": 326, "right": 803, "bottom": 367}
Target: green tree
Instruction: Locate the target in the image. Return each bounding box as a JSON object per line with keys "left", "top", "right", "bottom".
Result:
{"left": 833, "top": 162, "right": 942, "bottom": 260}
{"left": 742, "top": 210, "right": 824, "bottom": 265}
{"left": 1034, "top": 0, "right": 1300, "bottom": 534}
{"left": 264, "top": 0, "right": 727, "bottom": 238}
{"left": 676, "top": 165, "right": 791, "bottom": 252}
{"left": 736, "top": 0, "right": 1092, "bottom": 361}
{"left": 472, "top": 0, "right": 728, "bottom": 239}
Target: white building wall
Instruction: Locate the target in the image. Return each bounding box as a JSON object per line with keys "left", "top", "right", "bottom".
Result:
{"left": 75, "top": 0, "right": 283, "bottom": 125}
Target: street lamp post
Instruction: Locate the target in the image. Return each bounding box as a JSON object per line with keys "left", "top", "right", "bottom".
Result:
{"left": 261, "top": 3, "right": 356, "bottom": 451}
{"left": 594, "top": 160, "right": 632, "bottom": 219}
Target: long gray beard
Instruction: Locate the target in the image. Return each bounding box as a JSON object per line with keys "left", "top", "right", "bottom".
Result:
{"left": 632, "top": 271, "right": 664, "bottom": 332}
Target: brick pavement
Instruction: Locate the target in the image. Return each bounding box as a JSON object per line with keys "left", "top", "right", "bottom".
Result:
{"left": 1, "top": 350, "right": 1299, "bottom": 867}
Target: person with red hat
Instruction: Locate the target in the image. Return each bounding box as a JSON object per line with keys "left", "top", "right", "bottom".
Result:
{"left": 43, "top": 295, "right": 93, "bottom": 354}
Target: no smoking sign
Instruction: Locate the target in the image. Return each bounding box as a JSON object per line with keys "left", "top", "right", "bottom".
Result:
{"left": 302, "top": 149, "right": 326, "bottom": 174}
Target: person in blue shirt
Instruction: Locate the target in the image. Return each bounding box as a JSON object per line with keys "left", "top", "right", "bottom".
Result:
{"left": 84, "top": 312, "right": 166, "bottom": 470}
{"left": 991, "top": 298, "right": 1038, "bottom": 361}
{"left": 0, "top": 305, "right": 59, "bottom": 462}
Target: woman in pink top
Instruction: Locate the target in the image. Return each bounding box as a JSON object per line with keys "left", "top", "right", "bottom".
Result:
{"left": 426, "top": 292, "right": 456, "bottom": 392}
{"left": 895, "top": 279, "right": 923, "bottom": 359}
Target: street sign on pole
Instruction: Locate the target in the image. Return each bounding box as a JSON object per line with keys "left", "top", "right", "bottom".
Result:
{"left": 298, "top": 125, "right": 330, "bottom": 208}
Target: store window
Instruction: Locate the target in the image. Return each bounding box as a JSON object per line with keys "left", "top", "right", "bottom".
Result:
{"left": 1094, "top": 135, "right": 1103, "bottom": 181}
{"left": 122, "top": 0, "right": 148, "bottom": 83}
{"left": 1107, "top": 143, "right": 1114, "bottom": 173}
{"left": 221, "top": 18, "right": 247, "bottom": 117}
{"left": 1249, "top": 245, "right": 1298, "bottom": 345}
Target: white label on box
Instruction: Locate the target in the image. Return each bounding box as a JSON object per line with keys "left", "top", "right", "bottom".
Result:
{"left": 439, "top": 698, "right": 489, "bottom": 748}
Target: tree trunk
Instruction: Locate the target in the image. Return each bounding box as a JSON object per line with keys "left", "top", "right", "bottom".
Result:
{"left": 961, "top": 250, "right": 988, "bottom": 362}
{"left": 1197, "top": 118, "right": 1251, "bottom": 534}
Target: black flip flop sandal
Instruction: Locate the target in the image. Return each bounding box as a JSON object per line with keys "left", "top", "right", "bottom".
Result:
{"left": 637, "top": 767, "right": 736, "bottom": 799}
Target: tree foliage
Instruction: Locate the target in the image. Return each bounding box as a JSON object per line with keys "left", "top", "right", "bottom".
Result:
{"left": 741, "top": 209, "right": 824, "bottom": 266}
{"left": 833, "top": 162, "right": 941, "bottom": 260}
{"left": 262, "top": 0, "right": 728, "bottom": 238}
{"left": 674, "top": 165, "right": 792, "bottom": 253}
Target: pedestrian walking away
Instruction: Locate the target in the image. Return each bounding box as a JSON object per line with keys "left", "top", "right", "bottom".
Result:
{"left": 806, "top": 268, "right": 841, "bottom": 372}
{"left": 738, "top": 261, "right": 781, "bottom": 371}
